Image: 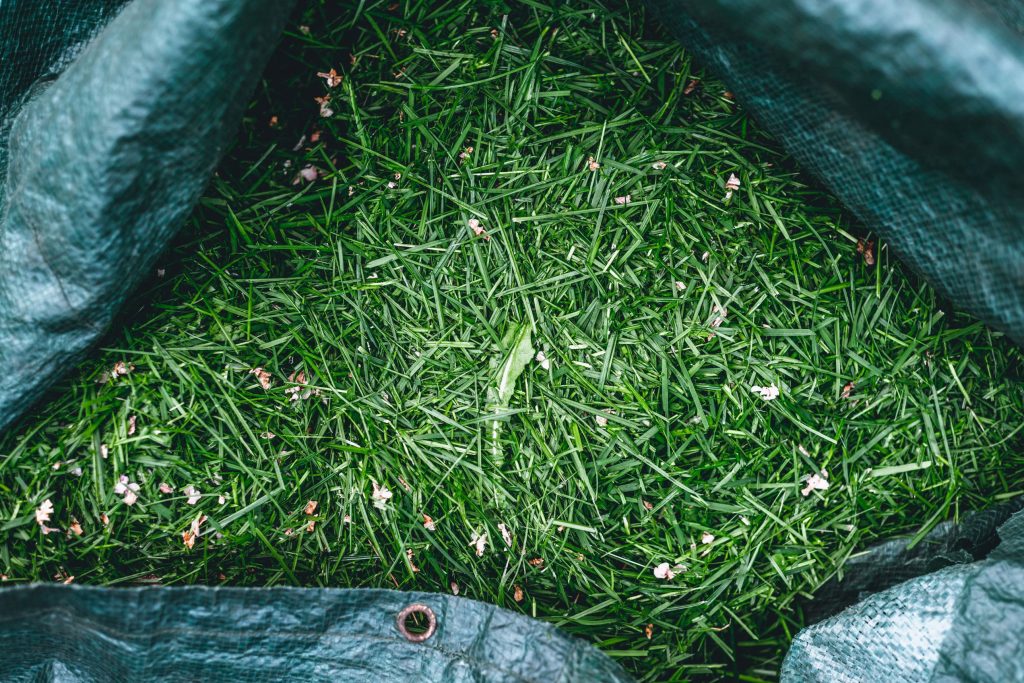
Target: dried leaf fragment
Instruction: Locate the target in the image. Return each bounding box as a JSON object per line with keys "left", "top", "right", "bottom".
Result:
{"left": 857, "top": 238, "right": 876, "bottom": 266}
{"left": 513, "top": 584, "right": 524, "bottom": 602}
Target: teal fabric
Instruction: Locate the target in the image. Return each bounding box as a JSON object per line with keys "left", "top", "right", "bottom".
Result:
{"left": 0, "top": 0, "right": 294, "bottom": 433}
{"left": 0, "top": 585, "right": 632, "bottom": 682}
{"left": 650, "top": 1, "right": 1024, "bottom": 678}
{"left": 782, "top": 511, "right": 1024, "bottom": 682}
{"left": 651, "top": 0, "right": 1024, "bottom": 347}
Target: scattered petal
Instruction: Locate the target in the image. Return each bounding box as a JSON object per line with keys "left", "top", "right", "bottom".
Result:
{"left": 71, "top": 467, "right": 83, "bottom": 477}
{"left": 470, "top": 530, "right": 488, "bottom": 557}
{"left": 645, "top": 623, "right": 654, "bottom": 639}
{"left": 750, "top": 384, "right": 780, "bottom": 401}
{"left": 450, "top": 581, "right": 460, "bottom": 596}
{"left": 614, "top": 195, "right": 631, "bottom": 205}
{"left": 841, "top": 381, "right": 856, "bottom": 399}
{"left": 159, "top": 482, "right": 174, "bottom": 495}
{"left": 371, "top": 481, "right": 393, "bottom": 511}
{"left": 260, "top": 431, "right": 276, "bottom": 439}
{"left": 35, "top": 499, "right": 54, "bottom": 526}
{"left": 304, "top": 500, "right": 319, "bottom": 516}
{"left": 587, "top": 156, "right": 600, "bottom": 172}
{"left": 295, "top": 165, "right": 319, "bottom": 184}
{"left": 535, "top": 350, "right": 551, "bottom": 370}
{"left": 218, "top": 495, "right": 226, "bottom": 505}
{"left": 724, "top": 173, "right": 741, "bottom": 200}
{"left": 184, "top": 485, "right": 201, "bottom": 505}
{"left": 674, "top": 280, "right": 686, "bottom": 292}
{"left": 701, "top": 531, "right": 715, "bottom": 545}
{"left": 710, "top": 305, "right": 727, "bottom": 328}
{"left": 498, "top": 522, "right": 512, "bottom": 548}
{"left": 652, "top": 161, "right": 667, "bottom": 170}
{"left": 298, "top": 25, "right": 311, "bottom": 36}
{"left": 100, "top": 444, "right": 109, "bottom": 459}
{"left": 423, "top": 514, "right": 436, "bottom": 531}
{"left": 314, "top": 95, "right": 334, "bottom": 118}
{"left": 802, "top": 470, "right": 830, "bottom": 497}
{"left": 68, "top": 519, "right": 83, "bottom": 537}
{"left": 467, "top": 218, "right": 487, "bottom": 238}
{"left": 653, "top": 562, "right": 676, "bottom": 580}
{"left": 386, "top": 181, "right": 397, "bottom": 189}
{"left": 100, "top": 513, "right": 109, "bottom": 526}
{"left": 528, "top": 557, "right": 545, "bottom": 568}
{"left": 317, "top": 68, "right": 342, "bottom": 88}
{"left": 701, "top": 250, "right": 710, "bottom": 262}
{"left": 643, "top": 500, "right": 654, "bottom": 511}
{"left": 305, "top": 520, "right": 316, "bottom": 532}
{"left": 406, "top": 548, "right": 420, "bottom": 573}
{"left": 182, "top": 514, "right": 207, "bottom": 550}
{"left": 115, "top": 475, "right": 140, "bottom": 505}
{"left": 513, "top": 584, "right": 524, "bottom": 602}
{"left": 343, "top": 515, "right": 352, "bottom": 524}
{"left": 459, "top": 146, "right": 474, "bottom": 162}
{"left": 127, "top": 415, "right": 137, "bottom": 436}
{"left": 249, "top": 367, "right": 272, "bottom": 390}
{"left": 595, "top": 414, "right": 609, "bottom": 427}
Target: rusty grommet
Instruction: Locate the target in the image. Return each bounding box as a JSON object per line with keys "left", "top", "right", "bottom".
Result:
{"left": 396, "top": 603, "right": 437, "bottom": 643}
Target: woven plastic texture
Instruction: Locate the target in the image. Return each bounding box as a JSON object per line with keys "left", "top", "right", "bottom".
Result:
{"left": 0, "top": 0, "right": 295, "bottom": 433}
{"left": 0, "top": 585, "right": 632, "bottom": 682}
{"left": 781, "top": 510, "right": 1024, "bottom": 682}
{"left": 802, "top": 496, "right": 1024, "bottom": 625}
{"left": 650, "top": 0, "right": 1024, "bottom": 347}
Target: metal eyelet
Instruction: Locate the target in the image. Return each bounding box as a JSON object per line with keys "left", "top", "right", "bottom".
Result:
{"left": 396, "top": 603, "right": 437, "bottom": 643}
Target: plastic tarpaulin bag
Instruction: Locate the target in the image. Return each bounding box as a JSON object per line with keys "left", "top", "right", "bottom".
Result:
{"left": 648, "top": 0, "right": 1024, "bottom": 678}
{"left": 782, "top": 509, "right": 1024, "bottom": 681}
{"left": 0, "top": 5, "right": 632, "bottom": 681}
{"left": 0, "top": 586, "right": 632, "bottom": 682}
{"left": 0, "top": 0, "right": 295, "bottom": 433}
{"left": 650, "top": 0, "right": 1024, "bottom": 347}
